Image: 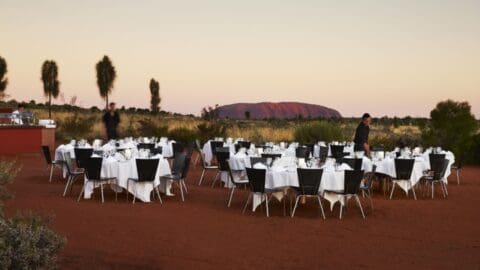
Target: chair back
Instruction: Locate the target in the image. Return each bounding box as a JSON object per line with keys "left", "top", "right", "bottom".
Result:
{"left": 245, "top": 167, "right": 266, "bottom": 193}
{"left": 195, "top": 139, "right": 202, "bottom": 151}
{"left": 330, "top": 145, "right": 345, "bottom": 160}
{"left": 261, "top": 153, "right": 282, "bottom": 159}
{"left": 151, "top": 147, "right": 163, "bottom": 155}
{"left": 180, "top": 156, "right": 192, "bottom": 179}
{"left": 41, "top": 145, "right": 53, "bottom": 165}
{"left": 394, "top": 159, "right": 415, "bottom": 180}
{"left": 216, "top": 151, "right": 230, "bottom": 172}
{"left": 343, "top": 170, "right": 364, "bottom": 195}
{"left": 172, "top": 142, "right": 185, "bottom": 155}
{"left": 74, "top": 148, "right": 94, "bottom": 169}
{"left": 172, "top": 153, "right": 186, "bottom": 175}
{"left": 210, "top": 141, "right": 224, "bottom": 156}
{"left": 186, "top": 142, "right": 195, "bottom": 159}
{"left": 237, "top": 141, "right": 251, "bottom": 149}
{"left": 295, "top": 146, "right": 309, "bottom": 159}
{"left": 135, "top": 158, "right": 159, "bottom": 182}
{"left": 250, "top": 157, "right": 267, "bottom": 167}
{"left": 297, "top": 168, "right": 323, "bottom": 195}
{"left": 234, "top": 144, "right": 241, "bottom": 153}
{"left": 84, "top": 157, "right": 103, "bottom": 180}
{"left": 63, "top": 152, "right": 75, "bottom": 174}
{"left": 429, "top": 153, "right": 446, "bottom": 169}
{"left": 342, "top": 158, "right": 363, "bottom": 171}
{"left": 319, "top": 146, "right": 328, "bottom": 162}
{"left": 430, "top": 158, "right": 449, "bottom": 180}
{"left": 137, "top": 143, "right": 155, "bottom": 151}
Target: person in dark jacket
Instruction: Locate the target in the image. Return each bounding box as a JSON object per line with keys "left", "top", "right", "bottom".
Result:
{"left": 102, "top": 102, "right": 120, "bottom": 140}
{"left": 353, "top": 113, "right": 371, "bottom": 156}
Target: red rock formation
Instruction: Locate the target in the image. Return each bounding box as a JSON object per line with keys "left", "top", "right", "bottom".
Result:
{"left": 217, "top": 102, "right": 341, "bottom": 119}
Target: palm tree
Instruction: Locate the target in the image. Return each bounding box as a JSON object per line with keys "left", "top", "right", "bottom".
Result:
{"left": 0, "top": 56, "right": 7, "bottom": 100}
{"left": 41, "top": 60, "right": 60, "bottom": 119}
{"left": 96, "top": 55, "right": 117, "bottom": 109}
{"left": 149, "top": 78, "right": 161, "bottom": 113}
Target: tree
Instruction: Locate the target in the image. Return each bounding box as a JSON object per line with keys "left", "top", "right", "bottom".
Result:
{"left": 244, "top": 110, "right": 250, "bottom": 120}
{"left": 149, "top": 78, "right": 161, "bottom": 113}
{"left": 201, "top": 104, "right": 219, "bottom": 120}
{"left": 41, "top": 60, "right": 60, "bottom": 119}
{"left": 96, "top": 55, "right": 116, "bottom": 109}
{"left": 0, "top": 56, "right": 7, "bottom": 100}
{"left": 422, "top": 100, "right": 478, "bottom": 162}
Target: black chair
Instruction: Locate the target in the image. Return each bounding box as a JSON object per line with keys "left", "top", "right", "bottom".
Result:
{"left": 74, "top": 148, "right": 94, "bottom": 169}
{"left": 390, "top": 159, "right": 416, "bottom": 200}
{"left": 243, "top": 168, "right": 271, "bottom": 217}
{"left": 324, "top": 170, "right": 366, "bottom": 219}
{"left": 137, "top": 143, "right": 155, "bottom": 151}
{"left": 169, "top": 142, "right": 185, "bottom": 160}
{"left": 211, "top": 151, "right": 230, "bottom": 188}
{"left": 77, "top": 157, "right": 117, "bottom": 203}
{"left": 210, "top": 141, "right": 224, "bottom": 159}
{"left": 424, "top": 158, "right": 449, "bottom": 199}
{"left": 186, "top": 142, "right": 195, "bottom": 160}
{"left": 237, "top": 141, "right": 251, "bottom": 149}
{"left": 304, "top": 143, "right": 315, "bottom": 157}
{"left": 360, "top": 165, "right": 376, "bottom": 210}
{"left": 330, "top": 145, "right": 345, "bottom": 160}
{"left": 429, "top": 153, "right": 445, "bottom": 171}
{"left": 127, "top": 158, "right": 161, "bottom": 204}
{"left": 226, "top": 161, "right": 249, "bottom": 207}
{"left": 342, "top": 158, "right": 363, "bottom": 171}
{"left": 234, "top": 144, "right": 242, "bottom": 153}
{"left": 151, "top": 146, "right": 163, "bottom": 156}
{"left": 161, "top": 153, "right": 191, "bottom": 202}
{"left": 197, "top": 141, "right": 219, "bottom": 185}
{"left": 193, "top": 139, "right": 203, "bottom": 166}
{"left": 451, "top": 159, "right": 462, "bottom": 185}
{"left": 250, "top": 157, "right": 267, "bottom": 167}
{"left": 261, "top": 153, "right": 282, "bottom": 160}
{"left": 41, "top": 145, "right": 62, "bottom": 183}
{"left": 62, "top": 152, "right": 85, "bottom": 197}
{"left": 291, "top": 168, "right": 325, "bottom": 219}
{"left": 319, "top": 146, "right": 328, "bottom": 163}
{"left": 295, "top": 146, "right": 310, "bottom": 160}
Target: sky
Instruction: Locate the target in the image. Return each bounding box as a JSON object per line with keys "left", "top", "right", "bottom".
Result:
{"left": 1, "top": 0, "right": 479, "bottom": 117}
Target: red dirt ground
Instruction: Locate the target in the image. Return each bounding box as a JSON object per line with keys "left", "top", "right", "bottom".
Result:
{"left": 4, "top": 153, "right": 480, "bottom": 270}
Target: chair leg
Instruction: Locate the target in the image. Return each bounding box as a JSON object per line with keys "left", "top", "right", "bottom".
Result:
{"left": 69, "top": 176, "right": 76, "bottom": 195}
{"left": 77, "top": 184, "right": 85, "bottom": 202}
{"left": 63, "top": 177, "right": 71, "bottom": 196}
{"left": 355, "top": 195, "right": 366, "bottom": 219}
{"left": 132, "top": 184, "right": 136, "bottom": 204}
{"left": 49, "top": 164, "right": 54, "bottom": 183}
{"left": 198, "top": 169, "right": 206, "bottom": 185}
{"left": 179, "top": 181, "right": 185, "bottom": 202}
{"left": 456, "top": 169, "right": 460, "bottom": 185}
{"left": 100, "top": 183, "right": 105, "bottom": 203}
{"left": 126, "top": 180, "right": 129, "bottom": 201}
{"left": 242, "top": 193, "right": 252, "bottom": 214}
{"left": 317, "top": 195, "right": 326, "bottom": 220}
{"left": 443, "top": 181, "right": 448, "bottom": 196}
{"left": 411, "top": 182, "right": 417, "bottom": 200}
{"left": 265, "top": 194, "right": 269, "bottom": 217}
{"left": 431, "top": 182, "right": 434, "bottom": 199}
{"left": 182, "top": 180, "right": 188, "bottom": 194}
{"left": 211, "top": 171, "right": 219, "bottom": 188}
{"left": 227, "top": 186, "right": 235, "bottom": 207}
{"left": 291, "top": 196, "right": 300, "bottom": 218}
{"left": 155, "top": 187, "right": 163, "bottom": 204}
{"left": 440, "top": 181, "right": 446, "bottom": 198}
{"left": 389, "top": 182, "right": 396, "bottom": 199}
{"left": 339, "top": 204, "right": 343, "bottom": 219}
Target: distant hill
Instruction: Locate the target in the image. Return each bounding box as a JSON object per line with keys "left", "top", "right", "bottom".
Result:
{"left": 217, "top": 102, "right": 341, "bottom": 119}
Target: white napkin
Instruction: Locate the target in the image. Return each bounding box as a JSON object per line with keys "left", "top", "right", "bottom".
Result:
{"left": 253, "top": 163, "right": 267, "bottom": 169}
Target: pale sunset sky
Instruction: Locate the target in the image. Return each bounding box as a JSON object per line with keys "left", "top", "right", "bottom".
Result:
{"left": 1, "top": 0, "right": 479, "bottom": 117}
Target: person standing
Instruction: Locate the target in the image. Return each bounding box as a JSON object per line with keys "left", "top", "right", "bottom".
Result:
{"left": 354, "top": 113, "right": 371, "bottom": 157}
{"left": 11, "top": 103, "right": 25, "bottom": 125}
{"left": 102, "top": 102, "right": 120, "bottom": 140}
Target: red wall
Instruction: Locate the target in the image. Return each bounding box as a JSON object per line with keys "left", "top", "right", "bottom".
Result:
{"left": 0, "top": 127, "right": 44, "bottom": 154}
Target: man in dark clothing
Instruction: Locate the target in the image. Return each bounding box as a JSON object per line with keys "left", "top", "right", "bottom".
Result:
{"left": 354, "top": 113, "right": 371, "bottom": 156}
{"left": 102, "top": 102, "right": 120, "bottom": 140}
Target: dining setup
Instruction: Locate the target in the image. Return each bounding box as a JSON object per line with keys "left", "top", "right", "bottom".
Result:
{"left": 199, "top": 138, "right": 456, "bottom": 218}
{"left": 51, "top": 137, "right": 187, "bottom": 203}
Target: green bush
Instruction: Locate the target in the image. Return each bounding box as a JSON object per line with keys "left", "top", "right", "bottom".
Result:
{"left": 56, "top": 112, "right": 97, "bottom": 141}
{"left": 422, "top": 100, "right": 478, "bottom": 163}
{"left": 135, "top": 118, "right": 168, "bottom": 138}
{"left": 0, "top": 213, "right": 66, "bottom": 270}
{"left": 293, "top": 121, "right": 344, "bottom": 144}
{"left": 168, "top": 127, "right": 199, "bottom": 143}
{"left": 0, "top": 161, "right": 65, "bottom": 270}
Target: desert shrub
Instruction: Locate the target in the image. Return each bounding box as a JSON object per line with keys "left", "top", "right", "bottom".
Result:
{"left": 196, "top": 122, "right": 227, "bottom": 143}
{"left": 422, "top": 100, "right": 477, "bottom": 162}
{"left": 293, "top": 121, "right": 344, "bottom": 144}
{"left": 369, "top": 135, "right": 396, "bottom": 151}
{"left": 0, "top": 161, "right": 65, "bottom": 270}
{"left": 468, "top": 134, "right": 480, "bottom": 164}
{"left": 168, "top": 127, "right": 198, "bottom": 143}
{"left": 56, "top": 112, "right": 98, "bottom": 141}
{"left": 135, "top": 118, "right": 169, "bottom": 138}
{"left": 0, "top": 213, "right": 66, "bottom": 270}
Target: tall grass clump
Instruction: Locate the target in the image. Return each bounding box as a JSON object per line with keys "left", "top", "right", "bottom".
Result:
{"left": 293, "top": 121, "right": 344, "bottom": 144}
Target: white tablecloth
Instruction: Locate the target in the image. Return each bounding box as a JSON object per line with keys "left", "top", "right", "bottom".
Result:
{"left": 83, "top": 156, "right": 172, "bottom": 202}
